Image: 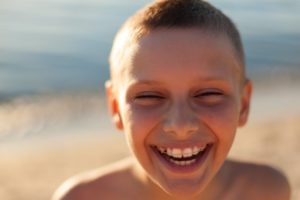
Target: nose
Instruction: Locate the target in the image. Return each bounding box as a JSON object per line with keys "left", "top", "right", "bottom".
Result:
{"left": 163, "top": 101, "right": 199, "bottom": 139}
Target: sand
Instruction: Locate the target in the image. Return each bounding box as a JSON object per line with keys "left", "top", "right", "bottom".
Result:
{"left": 0, "top": 116, "right": 299, "bottom": 200}
{"left": 0, "top": 84, "right": 299, "bottom": 200}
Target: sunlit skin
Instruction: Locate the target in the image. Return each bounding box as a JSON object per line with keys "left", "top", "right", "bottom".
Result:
{"left": 108, "top": 28, "right": 251, "bottom": 199}
{"left": 52, "top": 28, "right": 291, "bottom": 200}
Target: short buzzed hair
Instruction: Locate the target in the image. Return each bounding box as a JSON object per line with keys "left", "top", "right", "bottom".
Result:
{"left": 109, "top": 0, "right": 245, "bottom": 81}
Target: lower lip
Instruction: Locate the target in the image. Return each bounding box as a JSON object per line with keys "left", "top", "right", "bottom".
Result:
{"left": 151, "top": 145, "right": 212, "bottom": 174}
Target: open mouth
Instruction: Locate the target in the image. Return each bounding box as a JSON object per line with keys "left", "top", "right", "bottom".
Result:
{"left": 151, "top": 144, "right": 211, "bottom": 171}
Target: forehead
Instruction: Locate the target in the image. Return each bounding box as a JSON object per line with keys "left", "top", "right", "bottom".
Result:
{"left": 115, "top": 28, "right": 241, "bottom": 87}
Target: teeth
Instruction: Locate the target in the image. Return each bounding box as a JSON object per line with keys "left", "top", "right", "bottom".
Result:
{"left": 158, "top": 147, "right": 165, "bottom": 153}
{"left": 183, "top": 148, "right": 193, "bottom": 158}
{"left": 199, "top": 145, "right": 206, "bottom": 151}
{"left": 193, "top": 146, "right": 199, "bottom": 155}
{"left": 157, "top": 145, "right": 207, "bottom": 158}
{"left": 172, "top": 148, "right": 182, "bottom": 158}
{"left": 169, "top": 159, "right": 196, "bottom": 166}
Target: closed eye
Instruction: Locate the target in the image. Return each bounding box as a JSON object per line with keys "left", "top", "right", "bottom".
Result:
{"left": 194, "top": 90, "right": 224, "bottom": 104}
{"left": 134, "top": 93, "right": 165, "bottom": 106}
{"left": 136, "top": 94, "right": 165, "bottom": 99}
{"left": 196, "top": 91, "right": 223, "bottom": 97}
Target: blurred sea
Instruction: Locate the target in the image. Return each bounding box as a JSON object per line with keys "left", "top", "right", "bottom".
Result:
{"left": 1, "top": 0, "right": 300, "bottom": 140}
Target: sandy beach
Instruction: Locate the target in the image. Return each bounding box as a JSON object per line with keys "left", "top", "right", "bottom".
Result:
{"left": 0, "top": 82, "right": 299, "bottom": 200}
{"left": 1, "top": 0, "right": 299, "bottom": 199}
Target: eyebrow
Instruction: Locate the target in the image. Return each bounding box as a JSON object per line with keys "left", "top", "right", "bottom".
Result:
{"left": 130, "top": 80, "right": 163, "bottom": 85}
{"left": 129, "top": 76, "right": 231, "bottom": 86}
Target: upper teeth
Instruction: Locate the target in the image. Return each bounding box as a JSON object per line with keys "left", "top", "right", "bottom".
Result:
{"left": 157, "top": 145, "right": 206, "bottom": 158}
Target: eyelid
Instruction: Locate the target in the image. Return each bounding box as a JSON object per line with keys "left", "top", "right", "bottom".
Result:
{"left": 136, "top": 95, "right": 164, "bottom": 99}
{"left": 195, "top": 89, "right": 224, "bottom": 96}
{"left": 135, "top": 92, "right": 165, "bottom": 99}
{"left": 133, "top": 92, "right": 166, "bottom": 106}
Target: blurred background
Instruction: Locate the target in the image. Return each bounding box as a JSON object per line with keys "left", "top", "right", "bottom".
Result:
{"left": 0, "top": 0, "right": 299, "bottom": 199}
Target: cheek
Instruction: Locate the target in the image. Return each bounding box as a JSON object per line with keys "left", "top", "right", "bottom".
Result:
{"left": 198, "top": 99, "right": 240, "bottom": 170}
{"left": 199, "top": 99, "right": 240, "bottom": 145}
{"left": 124, "top": 106, "right": 162, "bottom": 134}
{"left": 120, "top": 105, "right": 162, "bottom": 154}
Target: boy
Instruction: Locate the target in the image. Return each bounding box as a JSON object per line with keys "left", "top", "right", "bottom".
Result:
{"left": 53, "top": 0, "right": 291, "bottom": 199}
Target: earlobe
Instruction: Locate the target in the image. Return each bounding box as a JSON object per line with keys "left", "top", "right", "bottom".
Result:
{"left": 105, "top": 80, "right": 124, "bottom": 130}
{"left": 238, "top": 80, "right": 252, "bottom": 127}
{"left": 113, "top": 113, "right": 124, "bottom": 130}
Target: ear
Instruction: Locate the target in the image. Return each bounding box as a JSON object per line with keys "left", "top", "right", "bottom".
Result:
{"left": 238, "top": 80, "right": 253, "bottom": 127}
{"left": 105, "top": 80, "right": 124, "bottom": 130}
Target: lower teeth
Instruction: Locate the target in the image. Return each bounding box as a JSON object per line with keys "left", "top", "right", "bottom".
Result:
{"left": 169, "top": 159, "right": 196, "bottom": 166}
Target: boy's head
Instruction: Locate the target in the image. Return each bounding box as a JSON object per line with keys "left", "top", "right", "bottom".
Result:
{"left": 106, "top": 0, "right": 252, "bottom": 198}
{"left": 109, "top": 0, "right": 246, "bottom": 86}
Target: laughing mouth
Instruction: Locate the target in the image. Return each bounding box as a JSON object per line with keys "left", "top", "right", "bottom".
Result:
{"left": 152, "top": 144, "right": 210, "bottom": 166}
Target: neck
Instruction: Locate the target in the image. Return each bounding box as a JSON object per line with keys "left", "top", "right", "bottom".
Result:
{"left": 131, "top": 159, "right": 230, "bottom": 200}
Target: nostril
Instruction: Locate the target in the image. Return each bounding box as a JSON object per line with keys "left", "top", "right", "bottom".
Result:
{"left": 162, "top": 117, "right": 199, "bottom": 136}
{"left": 162, "top": 102, "right": 199, "bottom": 136}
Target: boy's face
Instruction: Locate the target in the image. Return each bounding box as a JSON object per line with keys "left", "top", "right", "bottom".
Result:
{"left": 107, "top": 28, "right": 251, "bottom": 198}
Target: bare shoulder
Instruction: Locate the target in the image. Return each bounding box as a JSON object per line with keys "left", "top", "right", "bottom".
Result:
{"left": 226, "top": 159, "right": 291, "bottom": 200}
{"left": 52, "top": 157, "right": 136, "bottom": 200}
